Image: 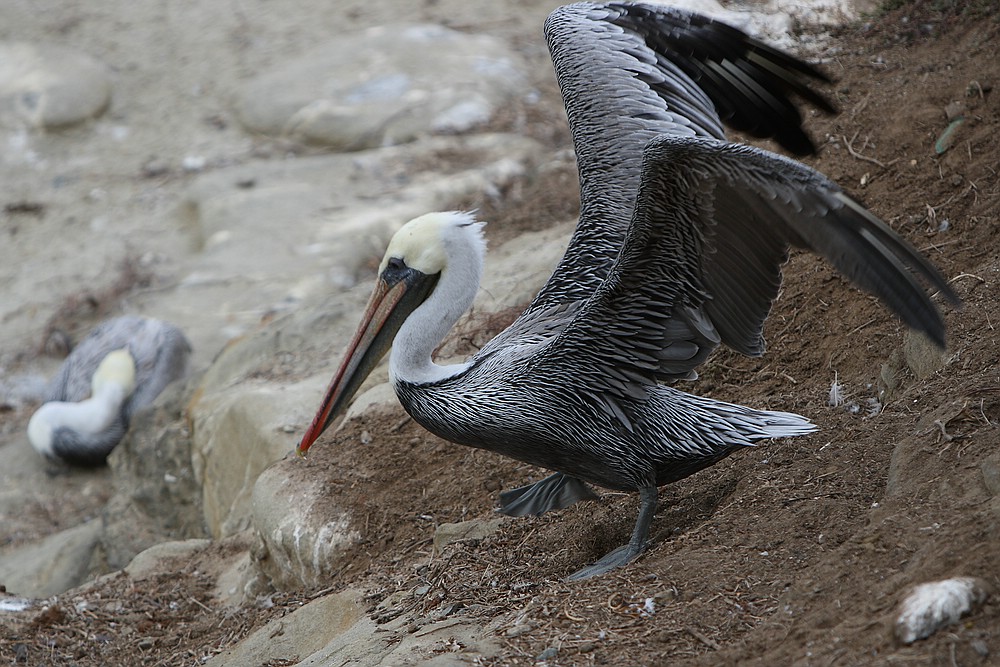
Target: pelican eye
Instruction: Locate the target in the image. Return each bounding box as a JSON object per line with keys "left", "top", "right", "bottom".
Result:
{"left": 382, "top": 256, "right": 413, "bottom": 284}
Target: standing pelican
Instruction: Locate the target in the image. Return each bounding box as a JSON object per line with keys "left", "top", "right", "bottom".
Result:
{"left": 28, "top": 316, "right": 191, "bottom": 466}
{"left": 297, "top": 3, "right": 958, "bottom": 579}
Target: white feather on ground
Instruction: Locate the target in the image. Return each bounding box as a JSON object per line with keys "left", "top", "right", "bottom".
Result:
{"left": 894, "top": 576, "right": 992, "bottom": 644}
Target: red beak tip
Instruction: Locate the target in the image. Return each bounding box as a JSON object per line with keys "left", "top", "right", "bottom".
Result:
{"left": 295, "top": 443, "right": 309, "bottom": 458}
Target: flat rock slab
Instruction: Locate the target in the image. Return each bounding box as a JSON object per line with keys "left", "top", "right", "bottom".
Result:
{"left": 205, "top": 588, "right": 500, "bottom": 667}
{"left": 0, "top": 42, "right": 111, "bottom": 128}
{"left": 433, "top": 517, "right": 504, "bottom": 552}
{"left": 236, "top": 24, "right": 527, "bottom": 149}
{"left": 0, "top": 520, "right": 102, "bottom": 598}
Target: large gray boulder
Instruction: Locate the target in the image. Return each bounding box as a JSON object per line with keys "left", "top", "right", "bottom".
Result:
{"left": 0, "top": 521, "right": 102, "bottom": 598}
{"left": 155, "top": 133, "right": 541, "bottom": 365}
{"left": 236, "top": 24, "right": 527, "bottom": 149}
{"left": 98, "top": 378, "right": 207, "bottom": 571}
{"left": 0, "top": 41, "right": 111, "bottom": 128}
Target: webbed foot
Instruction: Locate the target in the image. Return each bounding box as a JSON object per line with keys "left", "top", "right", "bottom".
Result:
{"left": 566, "top": 542, "right": 644, "bottom": 580}
{"left": 565, "top": 485, "right": 658, "bottom": 581}
{"left": 498, "top": 472, "right": 599, "bottom": 517}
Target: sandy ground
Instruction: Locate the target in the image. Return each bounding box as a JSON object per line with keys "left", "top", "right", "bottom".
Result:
{"left": 2, "top": 1, "right": 999, "bottom": 666}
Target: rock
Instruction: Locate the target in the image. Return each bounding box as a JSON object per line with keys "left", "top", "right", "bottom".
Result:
{"left": 475, "top": 222, "right": 573, "bottom": 312}
{"left": 98, "top": 378, "right": 207, "bottom": 571}
{"left": 236, "top": 24, "right": 527, "bottom": 149}
{"left": 180, "top": 294, "right": 394, "bottom": 549}
{"left": 0, "top": 520, "right": 102, "bottom": 598}
{"left": 0, "top": 42, "right": 111, "bottom": 128}
{"left": 903, "top": 329, "right": 947, "bottom": 379}
{"left": 343, "top": 382, "right": 399, "bottom": 423}
{"left": 191, "top": 377, "right": 323, "bottom": 538}
{"left": 158, "top": 133, "right": 541, "bottom": 363}
{"left": 205, "top": 588, "right": 500, "bottom": 667}
{"left": 879, "top": 330, "right": 947, "bottom": 401}
{"left": 944, "top": 100, "right": 966, "bottom": 121}
{"left": 536, "top": 646, "right": 559, "bottom": 661}
{"left": 124, "top": 538, "right": 212, "bottom": 579}
{"left": 895, "top": 577, "right": 992, "bottom": 644}
{"left": 204, "top": 590, "right": 365, "bottom": 667}
{"left": 248, "top": 457, "right": 361, "bottom": 591}
{"left": 433, "top": 518, "right": 504, "bottom": 552}
{"left": 982, "top": 453, "right": 1000, "bottom": 497}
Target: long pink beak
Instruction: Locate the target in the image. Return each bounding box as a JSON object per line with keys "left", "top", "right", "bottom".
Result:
{"left": 297, "top": 278, "right": 406, "bottom": 456}
{"left": 297, "top": 264, "right": 438, "bottom": 456}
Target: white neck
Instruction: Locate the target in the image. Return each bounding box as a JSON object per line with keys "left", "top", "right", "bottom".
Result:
{"left": 389, "top": 233, "right": 484, "bottom": 386}
{"left": 28, "top": 382, "right": 131, "bottom": 457}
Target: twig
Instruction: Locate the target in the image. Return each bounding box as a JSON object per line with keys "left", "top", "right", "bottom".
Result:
{"left": 783, "top": 492, "right": 843, "bottom": 505}
{"left": 947, "top": 272, "right": 986, "bottom": 285}
{"left": 842, "top": 132, "right": 893, "bottom": 168}
{"left": 847, "top": 317, "right": 877, "bottom": 336}
{"left": 686, "top": 627, "right": 721, "bottom": 650}
{"left": 563, "top": 603, "right": 586, "bottom": 622}
{"left": 189, "top": 597, "right": 212, "bottom": 613}
{"left": 390, "top": 415, "right": 412, "bottom": 432}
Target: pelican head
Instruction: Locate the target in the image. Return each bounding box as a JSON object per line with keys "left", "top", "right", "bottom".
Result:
{"left": 298, "top": 212, "right": 485, "bottom": 456}
{"left": 28, "top": 347, "right": 137, "bottom": 460}
{"left": 92, "top": 348, "right": 137, "bottom": 396}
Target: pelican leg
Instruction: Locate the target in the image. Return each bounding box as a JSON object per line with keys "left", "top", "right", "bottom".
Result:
{"left": 498, "top": 472, "right": 600, "bottom": 517}
{"left": 566, "top": 485, "right": 658, "bottom": 581}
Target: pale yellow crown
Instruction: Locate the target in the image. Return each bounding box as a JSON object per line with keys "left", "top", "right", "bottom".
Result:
{"left": 380, "top": 211, "right": 481, "bottom": 275}
{"left": 92, "top": 348, "right": 137, "bottom": 395}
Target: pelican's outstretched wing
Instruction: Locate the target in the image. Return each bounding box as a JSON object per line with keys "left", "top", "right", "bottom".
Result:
{"left": 525, "top": 2, "right": 835, "bottom": 313}
{"left": 479, "top": 2, "right": 953, "bottom": 390}
{"left": 533, "top": 136, "right": 958, "bottom": 404}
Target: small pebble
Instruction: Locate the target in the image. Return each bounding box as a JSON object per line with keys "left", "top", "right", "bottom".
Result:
{"left": 505, "top": 624, "right": 533, "bottom": 638}
{"left": 536, "top": 646, "right": 558, "bottom": 661}
{"left": 944, "top": 100, "right": 965, "bottom": 121}
{"left": 182, "top": 155, "right": 207, "bottom": 172}
{"left": 141, "top": 159, "right": 170, "bottom": 178}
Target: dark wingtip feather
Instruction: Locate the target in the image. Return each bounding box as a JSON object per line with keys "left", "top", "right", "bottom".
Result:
{"left": 607, "top": 3, "right": 836, "bottom": 156}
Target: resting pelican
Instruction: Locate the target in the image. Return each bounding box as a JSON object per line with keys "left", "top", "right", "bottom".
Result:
{"left": 297, "top": 2, "right": 958, "bottom": 579}
{"left": 28, "top": 316, "right": 191, "bottom": 465}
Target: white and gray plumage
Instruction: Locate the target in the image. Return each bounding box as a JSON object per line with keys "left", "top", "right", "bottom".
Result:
{"left": 297, "top": 2, "right": 958, "bottom": 579}
{"left": 28, "top": 316, "right": 191, "bottom": 466}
